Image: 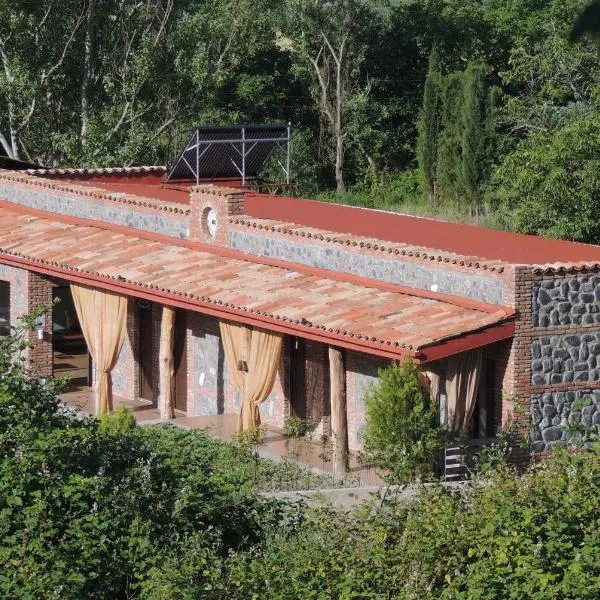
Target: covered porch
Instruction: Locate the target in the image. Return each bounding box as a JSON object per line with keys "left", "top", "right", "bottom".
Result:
{"left": 0, "top": 203, "right": 517, "bottom": 476}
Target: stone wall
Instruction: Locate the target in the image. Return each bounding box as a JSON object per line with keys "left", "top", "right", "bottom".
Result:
{"left": 531, "top": 333, "right": 600, "bottom": 385}
{"left": 531, "top": 389, "right": 600, "bottom": 452}
{"left": 189, "top": 313, "right": 227, "bottom": 416}
{"left": 532, "top": 275, "right": 600, "bottom": 327}
{"left": 187, "top": 313, "right": 287, "bottom": 427}
{"left": 229, "top": 229, "right": 505, "bottom": 305}
{"left": 528, "top": 272, "right": 600, "bottom": 455}
{"left": 0, "top": 180, "right": 190, "bottom": 239}
{"left": 0, "top": 263, "right": 28, "bottom": 325}
{"left": 111, "top": 300, "right": 136, "bottom": 401}
{"left": 346, "top": 350, "right": 390, "bottom": 450}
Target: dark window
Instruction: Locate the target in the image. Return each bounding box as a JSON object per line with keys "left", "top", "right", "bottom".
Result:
{"left": 0, "top": 281, "right": 9, "bottom": 336}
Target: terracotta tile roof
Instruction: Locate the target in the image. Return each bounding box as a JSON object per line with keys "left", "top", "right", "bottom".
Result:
{"left": 25, "top": 165, "right": 166, "bottom": 176}
{"left": 0, "top": 205, "right": 513, "bottom": 357}
{"left": 532, "top": 262, "right": 600, "bottom": 275}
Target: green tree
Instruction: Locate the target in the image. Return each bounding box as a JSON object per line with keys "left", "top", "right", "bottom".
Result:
{"left": 494, "top": 112, "right": 600, "bottom": 243}
{"left": 417, "top": 47, "right": 444, "bottom": 206}
{"left": 281, "top": 0, "right": 378, "bottom": 192}
{"left": 460, "top": 62, "right": 495, "bottom": 216}
{"left": 436, "top": 71, "right": 464, "bottom": 207}
{"left": 362, "top": 358, "right": 443, "bottom": 484}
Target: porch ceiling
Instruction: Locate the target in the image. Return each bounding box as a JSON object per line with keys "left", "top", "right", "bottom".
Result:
{"left": 0, "top": 203, "right": 515, "bottom": 362}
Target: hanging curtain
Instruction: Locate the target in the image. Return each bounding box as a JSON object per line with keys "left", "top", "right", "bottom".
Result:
{"left": 219, "top": 320, "right": 283, "bottom": 432}
{"left": 70, "top": 284, "right": 127, "bottom": 415}
{"left": 424, "top": 370, "right": 441, "bottom": 404}
{"left": 445, "top": 349, "right": 483, "bottom": 432}
{"left": 219, "top": 320, "right": 251, "bottom": 394}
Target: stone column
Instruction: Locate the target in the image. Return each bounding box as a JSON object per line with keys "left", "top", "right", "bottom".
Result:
{"left": 159, "top": 305, "right": 176, "bottom": 419}
{"left": 329, "top": 346, "right": 348, "bottom": 476}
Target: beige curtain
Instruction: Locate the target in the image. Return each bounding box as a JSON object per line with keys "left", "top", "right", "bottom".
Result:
{"left": 424, "top": 370, "right": 441, "bottom": 404}
{"left": 70, "top": 284, "right": 128, "bottom": 415}
{"left": 219, "top": 320, "right": 283, "bottom": 432}
{"left": 445, "top": 349, "right": 483, "bottom": 432}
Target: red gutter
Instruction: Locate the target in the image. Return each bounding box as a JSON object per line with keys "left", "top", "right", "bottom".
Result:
{"left": 0, "top": 200, "right": 513, "bottom": 318}
{"left": 417, "top": 321, "right": 515, "bottom": 363}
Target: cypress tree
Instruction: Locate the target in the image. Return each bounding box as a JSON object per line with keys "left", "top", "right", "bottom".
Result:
{"left": 460, "top": 62, "right": 492, "bottom": 216}
{"left": 417, "top": 48, "right": 443, "bottom": 206}
{"left": 436, "top": 71, "right": 464, "bottom": 207}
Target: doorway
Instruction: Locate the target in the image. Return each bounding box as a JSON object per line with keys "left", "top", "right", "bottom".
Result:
{"left": 290, "top": 336, "right": 307, "bottom": 419}
{"left": 138, "top": 300, "right": 154, "bottom": 401}
{"left": 52, "top": 285, "right": 90, "bottom": 388}
{"left": 173, "top": 310, "right": 187, "bottom": 413}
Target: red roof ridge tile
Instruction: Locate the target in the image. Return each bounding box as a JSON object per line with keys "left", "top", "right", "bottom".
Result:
{"left": 230, "top": 215, "right": 508, "bottom": 273}
{"left": 24, "top": 165, "right": 166, "bottom": 176}
{"left": 532, "top": 261, "right": 600, "bottom": 275}
{"left": 0, "top": 169, "right": 190, "bottom": 215}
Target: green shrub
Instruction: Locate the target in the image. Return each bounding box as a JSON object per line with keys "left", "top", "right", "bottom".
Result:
{"left": 362, "top": 359, "right": 444, "bottom": 484}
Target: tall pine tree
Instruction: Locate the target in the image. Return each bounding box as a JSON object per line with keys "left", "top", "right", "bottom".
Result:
{"left": 417, "top": 48, "right": 444, "bottom": 206}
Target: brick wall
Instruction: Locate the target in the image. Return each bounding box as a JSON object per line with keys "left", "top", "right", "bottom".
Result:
{"left": 27, "top": 272, "right": 53, "bottom": 378}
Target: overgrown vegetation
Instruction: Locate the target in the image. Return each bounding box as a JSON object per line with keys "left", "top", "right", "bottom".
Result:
{"left": 3, "top": 318, "right": 600, "bottom": 597}
{"left": 2, "top": 0, "right": 600, "bottom": 243}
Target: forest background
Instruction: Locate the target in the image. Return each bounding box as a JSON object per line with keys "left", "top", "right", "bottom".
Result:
{"left": 1, "top": 0, "right": 599, "bottom": 243}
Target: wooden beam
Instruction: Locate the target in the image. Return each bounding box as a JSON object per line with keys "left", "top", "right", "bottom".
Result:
{"left": 329, "top": 346, "right": 348, "bottom": 476}
{"left": 159, "top": 305, "right": 176, "bottom": 419}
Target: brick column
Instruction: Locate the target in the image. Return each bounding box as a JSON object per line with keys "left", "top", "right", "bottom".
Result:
{"left": 27, "top": 272, "right": 54, "bottom": 378}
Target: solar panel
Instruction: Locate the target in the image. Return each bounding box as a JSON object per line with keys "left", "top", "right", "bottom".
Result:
{"left": 166, "top": 123, "right": 291, "bottom": 184}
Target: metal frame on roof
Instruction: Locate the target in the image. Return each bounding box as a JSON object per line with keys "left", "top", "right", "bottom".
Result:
{"left": 166, "top": 123, "right": 292, "bottom": 185}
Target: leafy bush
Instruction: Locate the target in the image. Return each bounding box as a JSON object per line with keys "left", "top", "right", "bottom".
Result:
{"left": 494, "top": 113, "right": 600, "bottom": 244}
{"left": 362, "top": 359, "right": 445, "bottom": 483}
{"left": 225, "top": 451, "right": 600, "bottom": 599}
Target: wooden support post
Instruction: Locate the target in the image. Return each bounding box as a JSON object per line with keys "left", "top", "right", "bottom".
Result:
{"left": 329, "top": 346, "right": 348, "bottom": 476}
{"left": 159, "top": 305, "right": 176, "bottom": 420}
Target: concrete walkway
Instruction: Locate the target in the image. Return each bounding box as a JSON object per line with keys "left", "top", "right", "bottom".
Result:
{"left": 60, "top": 386, "right": 382, "bottom": 486}
{"left": 262, "top": 480, "right": 469, "bottom": 510}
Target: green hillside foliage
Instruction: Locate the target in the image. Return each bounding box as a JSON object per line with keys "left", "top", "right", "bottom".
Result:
{"left": 1, "top": 0, "right": 599, "bottom": 242}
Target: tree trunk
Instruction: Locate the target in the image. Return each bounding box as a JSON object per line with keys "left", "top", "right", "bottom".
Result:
{"left": 334, "top": 42, "right": 345, "bottom": 194}
{"left": 159, "top": 305, "right": 176, "bottom": 420}
{"left": 329, "top": 346, "right": 348, "bottom": 476}
{"left": 81, "top": 0, "right": 96, "bottom": 147}
{"left": 335, "top": 129, "right": 345, "bottom": 193}
{"left": 0, "top": 49, "right": 20, "bottom": 160}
